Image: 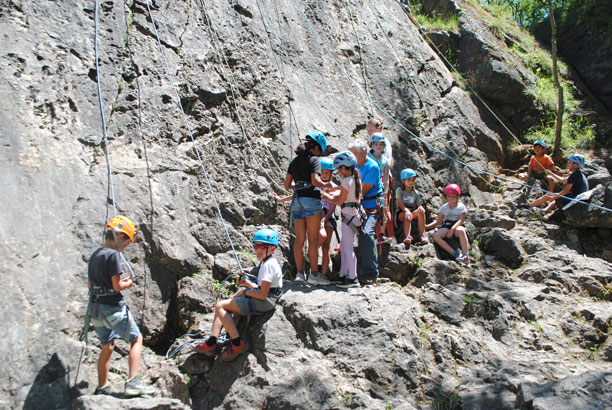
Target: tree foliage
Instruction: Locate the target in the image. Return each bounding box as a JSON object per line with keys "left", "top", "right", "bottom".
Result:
{"left": 481, "top": 0, "right": 603, "bottom": 28}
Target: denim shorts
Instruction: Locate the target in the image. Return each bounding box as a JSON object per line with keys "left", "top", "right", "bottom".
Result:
{"left": 90, "top": 302, "right": 141, "bottom": 345}
{"left": 291, "top": 196, "right": 322, "bottom": 221}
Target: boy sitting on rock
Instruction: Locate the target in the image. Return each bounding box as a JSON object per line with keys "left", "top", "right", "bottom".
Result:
{"left": 518, "top": 154, "right": 588, "bottom": 215}
{"left": 519, "top": 140, "right": 555, "bottom": 193}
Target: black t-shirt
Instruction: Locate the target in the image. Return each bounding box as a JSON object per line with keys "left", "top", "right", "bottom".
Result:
{"left": 88, "top": 247, "right": 124, "bottom": 306}
{"left": 567, "top": 170, "right": 588, "bottom": 198}
{"left": 288, "top": 154, "right": 321, "bottom": 199}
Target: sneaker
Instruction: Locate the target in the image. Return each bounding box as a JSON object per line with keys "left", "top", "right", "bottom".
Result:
{"left": 534, "top": 207, "right": 547, "bottom": 215}
{"left": 403, "top": 235, "right": 413, "bottom": 244}
{"left": 381, "top": 236, "right": 394, "bottom": 245}
{"left": 94, "top": 384, "right": 112, "bottom": 395}
{"left": 459, "top": 254, "right": 470, "bottom": 264}
{"left": 514, "top": 203, "right": 530, "bottom": 209}
{"left": 336, "top": 276, "right": 360, "bottom": 288}
{"left": 307, "top": 271, "right": 330, "bottom": 286}
{"left": 360, "top": 276, "right": 377, "bottom": 286}
{"left": 453, "top": 249, "right": 462, "bottom": 260}
{"left": 124, "top": 376, "right": 156, "bottom": 397}
{"left": 295, "top": 271, "right": 306, "bottom": 282}
{"left": 420, "top": 234, "right": 429, "bottom": 244}
{"left": 192, "top": 339, "right": 217, "bottom": 357}
{"left": 221, "top": 339, "right": 248, "bottom": 362}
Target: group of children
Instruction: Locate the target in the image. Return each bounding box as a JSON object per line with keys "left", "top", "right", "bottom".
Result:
{"left": 86, "top": 130, "right": 588, "bottom": 396}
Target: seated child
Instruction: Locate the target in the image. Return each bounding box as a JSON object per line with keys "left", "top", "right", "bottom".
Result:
{"left": 193, "top": 228, "right": 283, "bottom": 361}
{"left": 519, "top": 140, "right": 555, "bottom": 192}
{"left": 395, "top": 168, "right": 428, "bottom": 245}
{"left": 88, "top": 216, "right": 156, "bottom": 396}
{"left": 425, "top": 184, "right": 470, "bottom": 263}
{"left": 520, "top": 154, "right": 588, "bottom": 215}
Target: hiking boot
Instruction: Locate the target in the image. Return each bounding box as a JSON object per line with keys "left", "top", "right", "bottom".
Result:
{"left": 453, "top": 249, "right": 462, "bottom": 260}
{"left": 94, "top": 384, "right": 112, "bottom": 395}
{"left": 192, "top": 339, "right": 217, "bottom": 357}
{"left": 336, "top": 276, "right": 360, "bottom": 288}
{"left": 221, "top": 339, "right": 248, "bottom": 362}
{"left": 124, "top": 376, "right": 156, "bottom": 397}
{"left": 294, "top": 271, "right": 306, "bottom": 282}
{"left": 420, "top": 234, "right": 429, "bottom": 244}
{"left": 307, "top": 271, "right": 330, "bottom": 286}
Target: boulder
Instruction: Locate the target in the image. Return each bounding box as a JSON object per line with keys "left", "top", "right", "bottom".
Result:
{"left": 479, "top": 228, "right": 526, "bottom": 269}
{"left": 563, "top": 182, "right": 612, "bottom": 228}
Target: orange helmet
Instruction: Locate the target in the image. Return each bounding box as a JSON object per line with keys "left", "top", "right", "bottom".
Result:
{"left": 105, "top": 215, "right": 137, "bottom": 243}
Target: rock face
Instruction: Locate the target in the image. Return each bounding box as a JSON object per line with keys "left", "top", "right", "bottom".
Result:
{"left": 1, "top": 0, "right": 611, "bottom": 409}
{"left": 557, "top": 1, "right": 612, "bottom": 114}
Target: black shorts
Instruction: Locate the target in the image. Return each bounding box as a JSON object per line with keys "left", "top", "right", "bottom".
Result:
{"left": 555, "top": 197, "right": 569, "bottom": 208}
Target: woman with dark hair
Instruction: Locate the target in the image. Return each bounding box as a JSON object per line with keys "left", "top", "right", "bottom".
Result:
{"left": 284, "top": 131, "right": 337, "bottom": 285}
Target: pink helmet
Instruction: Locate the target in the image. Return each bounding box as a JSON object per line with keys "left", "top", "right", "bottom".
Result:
{"left": 444, "top": 184, "right": 461, "bottom": 195}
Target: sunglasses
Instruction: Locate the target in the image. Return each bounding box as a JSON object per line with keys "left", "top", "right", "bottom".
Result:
{"left": 253, "top": 244, "right": 269, "bottom": 249}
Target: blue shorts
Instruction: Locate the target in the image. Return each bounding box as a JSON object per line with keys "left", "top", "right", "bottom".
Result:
{"left": 90, "top": 302, "right": 141, "bottom": 346}
{"left": 291, "top": 196, "right": 322, "bottom": 221}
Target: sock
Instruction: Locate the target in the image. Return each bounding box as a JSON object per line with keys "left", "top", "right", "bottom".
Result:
{"left": 206, "top": 336, "right": 217, "bottom": 346}
{"left": 231, "top": 337, "right": 242, "bottom": 346}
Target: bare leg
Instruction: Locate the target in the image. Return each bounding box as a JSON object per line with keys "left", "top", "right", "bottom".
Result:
{"left": 212, "top": 299, "right": 242, "bottom": 340}
{"left": 455, "top": 227, "right": 470, "bottom": 255}
{"left": 98, "top": 340, "right": 115, "bottom": 388}
{"left": 127, "top": 334, "right": 143, "bottom": 379}
{"left": 321, "top": 226, "right": 333, "bottom": 276}
{"left": 416, "top": 208, "right": 426, "bottom": 236}
{"left": 306, "top": 213, "right": 321, "bottom": 272}
{"left": 530, "top": 194, "right": 554, "bottom": 208}
{"left": 433, "top": 228, "right": 454, "bottom": 255}
{"left": 293, "top": 219, "right": 306, "bottom": 271}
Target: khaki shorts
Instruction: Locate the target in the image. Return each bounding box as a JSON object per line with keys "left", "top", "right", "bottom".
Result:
{"left": 235, "top": 296, "right": 275, "bottom": 315}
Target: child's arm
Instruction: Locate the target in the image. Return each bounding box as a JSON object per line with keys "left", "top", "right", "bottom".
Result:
{"left": 330, "top": 186, "right": 349, "bottom": 206}
{"left": 381, "top": 165, "right": 389, "bottom": 194}
{"left": 396, "top": 191, "right": 407, "bottom": 212}
{"left": 425, "top": 213, "right": 443, "bottom": 230}
{"left": 283, "top": 173, "right": 294, "bottom": 192}
{"left": 273, "top": 192, "right": 293, "bottom": 202}
{"left": 111, "top": 274, "right": 133, "bottom": 292}
{"left": 545, "top": 169, "right": 568, "bottom": 184}
{"left": 241, "top": 280, "right": 271, "bottom": 300}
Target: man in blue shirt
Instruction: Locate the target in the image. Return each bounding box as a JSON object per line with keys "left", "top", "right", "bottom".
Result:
{"left": 349, "top": 141, "right": 384, "bottom": 282}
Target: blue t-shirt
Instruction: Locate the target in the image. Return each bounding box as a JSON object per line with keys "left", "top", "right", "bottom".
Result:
{"left": 88, "top": 247, "right": 124, "bottom": 306}
{"left": 567, "top": 170, "right": 588, "bottom": 198}
{"left": 357, "top": 157, "right": 383, "bottom": 209}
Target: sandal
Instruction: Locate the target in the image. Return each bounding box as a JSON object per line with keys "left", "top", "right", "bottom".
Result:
{"left": 403, "top": 235, "right": 413, "bottom": 244}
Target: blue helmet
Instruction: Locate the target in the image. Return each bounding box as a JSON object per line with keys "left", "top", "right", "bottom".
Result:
{"left": 320, "top": 157, "right": 334, "bottom": 171}
{"left": 252, "top": 228, "right": 279, "bottom": 246}
{"left": 306, "top": 130, "right": 327, "bottom": 153}
{"left": 400, "top": 168, "right": 417, "bottom": 180}
{"left": 568, "top": 154, "right": 586, "bottom": 169}
{"left": 370, "top": 133, "right": 386, "bottom": 145}
{"left": 333, "top": 151, "right": 357, "bottom": 169}
{"left": 533, "top": 140, "right": 547, "bottom": 148}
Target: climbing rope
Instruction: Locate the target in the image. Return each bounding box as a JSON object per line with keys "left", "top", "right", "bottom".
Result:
{"left": 254, "top": 0, "right": 350, "bottom": 143}
{"left": 196, "top": 0, "right": 287, "bottom": 191}
{"left": 293, "top": 1, "right": 611, "bottom": 212}
{"left": 144, "top": 1, "right": 245, "bottom": 272}
{"left": 343, "top": 0, "right": 375, "bottom": 116}
{"left": 395, "top": 1, "right": 523, "bottom": 147}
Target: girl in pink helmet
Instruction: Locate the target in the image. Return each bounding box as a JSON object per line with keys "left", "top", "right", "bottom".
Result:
{"left": 425, "top": 184, "right": 470, "bottom": 263}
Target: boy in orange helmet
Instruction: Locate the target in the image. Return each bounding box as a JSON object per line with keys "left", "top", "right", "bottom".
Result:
{"left": 87, "top": 216, "right": 155, "bottom": 397}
